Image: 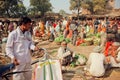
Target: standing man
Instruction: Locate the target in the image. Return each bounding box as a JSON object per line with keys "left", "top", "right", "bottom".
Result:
{"left": 6, "top": 17, "right": 38, "bottom": 80}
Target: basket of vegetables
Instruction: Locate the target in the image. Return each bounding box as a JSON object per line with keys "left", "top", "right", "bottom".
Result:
{"left": 54, "top": 35, "right": 71, "bottom": 45}
{"left": 84, "top": 38, "right": 93, "bottom": 45}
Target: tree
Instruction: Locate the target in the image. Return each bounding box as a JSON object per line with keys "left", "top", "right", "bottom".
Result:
{"left": 92, "top": 0, "right": 106, "bottom": 14}
{"left": 0, "top": 0, "right": 27, "bottom": 17}
{"left": 27, "top": 7, "right": 39, "bottom": 17}
{"left": 30, "top": 0, "right": 52, "bottom": 17}
{"left": 81, "top": 0, "right": 93, "bottom": 14}
{"left": 69, "top": 0, "right": 108, "bottom": 15}
{"left": 70, "top": 0, "right": 82, "bottom": 19}
{"left": 59, "top": 9, "right": 66, "bottom": 17}
{"left": 70, "top": 0, "right": 78, "bottom": 10}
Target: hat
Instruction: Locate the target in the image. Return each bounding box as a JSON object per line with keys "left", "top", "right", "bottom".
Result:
{"left": 93, "top": 46, "right": 103, "bottom": 53}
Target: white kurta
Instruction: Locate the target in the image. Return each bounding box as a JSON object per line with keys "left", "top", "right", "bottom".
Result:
{"left": 57, "top": 47, "right": 71, "bottom": 59}
{"left": 109, "top": 47, "right": 120, "bottom": 67}
{"left": 6, "top": 27, "right": 35, "bottom": 80}
{"left": 6, "top": 27, "right": 35, "bottom": 64}
{"left": 87, "top": 53, "right": 105, "bottom": 77}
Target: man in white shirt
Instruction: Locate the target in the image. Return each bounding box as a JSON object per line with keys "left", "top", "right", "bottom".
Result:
{"left": 86, "top": 46, "right": 106, "bottom": 77}
{"left": 6, "top": 17, "right": 38, "bottom": 80}
{"left": 57, "top": 41, "right": 73, "bottom": 66}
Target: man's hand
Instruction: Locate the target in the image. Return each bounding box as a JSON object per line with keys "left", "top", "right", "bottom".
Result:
{"left": 13, "top": 58, "right": 19, "bottom": 66}
{"left": 34, "top": 46, "right": 39, "bottom": 51}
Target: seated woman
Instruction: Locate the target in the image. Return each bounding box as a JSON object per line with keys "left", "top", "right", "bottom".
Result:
{"left": 57, "top": 41, "right": 73, "bottom": 66}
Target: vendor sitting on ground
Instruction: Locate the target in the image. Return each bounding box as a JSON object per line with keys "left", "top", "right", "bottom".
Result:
{"left": 108, "top": 42, "right": 120, "bottom": 68}
{"left": 57, "top": 41, "right": 73, "bottom": 66}
{"left": 85, "top": 46, "right": 106, "bottom": 77}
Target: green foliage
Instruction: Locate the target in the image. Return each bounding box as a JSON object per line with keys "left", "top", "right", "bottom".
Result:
{"left": 59, "top": 9, "right": 66, "bottom": 16}
{"left": 29, "top": 0, "right": 52, "bottom": 16}
{"left": 69, "top": 0, "right": 107, "bottom": 14}
{"left": 70, "top": 0, "right": 79, "bottom": 10}
{"left": 93, "top": 0, "right": 106, "bottom": 14}
{"left": 0, "top": 0, "right": 27, "bottom": 17}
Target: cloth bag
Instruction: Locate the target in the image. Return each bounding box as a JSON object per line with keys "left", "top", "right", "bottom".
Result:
{"left": 33, "top": 59, "right": 63, "bottom": 80}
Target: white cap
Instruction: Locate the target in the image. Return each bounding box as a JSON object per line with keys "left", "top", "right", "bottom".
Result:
{"left": 93, "top": 46, "right": 103, "bottom": 53}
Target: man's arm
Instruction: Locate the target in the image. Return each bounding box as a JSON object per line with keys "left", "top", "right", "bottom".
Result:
{"left": 57, "top": 47, "right": 64, "bottom": 59}
{"left": 6, "top": 33, "right": 19, "bottom": 65}
{"left": 6, "top": 33, "right": 15, "bottom": 59}
{"left": 26, "top": 31, "right": 39, "bottom": 51}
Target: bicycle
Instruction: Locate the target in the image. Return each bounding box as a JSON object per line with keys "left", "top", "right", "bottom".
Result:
{"left": 0, "top": 48, "right": 47, "bottom": 80}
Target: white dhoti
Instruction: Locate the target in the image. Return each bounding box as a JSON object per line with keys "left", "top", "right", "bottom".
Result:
{"left": 13, "top": 63, "right": 32, "bottom": 80}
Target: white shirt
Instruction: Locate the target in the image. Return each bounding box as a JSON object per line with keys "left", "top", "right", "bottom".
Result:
{"left": 6, "top": 27, "right": 35, "bottom": 64}
{"left": 57, "top": 47, "right": 71, "bottom": 59}
{"left": 87, "top": 53, "right": 105, "bottom": 77}
{"left": 117, "top": 47, "right": 120, "bottom": 61}
{"left": 62, "top": 20, "right": 67, "bottom": 27}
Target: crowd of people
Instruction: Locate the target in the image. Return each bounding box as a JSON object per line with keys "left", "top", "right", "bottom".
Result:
{"left": 0, "top": 16, "right": 120, "bottom": 79}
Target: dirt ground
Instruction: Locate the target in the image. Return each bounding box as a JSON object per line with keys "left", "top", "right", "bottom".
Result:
{"left": 33, "top": 40, "right": 120, "bottom": 80}
{"left": 0, "top": 40, "right": 120, "bottom": 80}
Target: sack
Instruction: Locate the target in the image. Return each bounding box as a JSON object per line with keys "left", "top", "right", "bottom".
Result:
{"left": 33, "top": 59, "right": 63, "bottom": 80}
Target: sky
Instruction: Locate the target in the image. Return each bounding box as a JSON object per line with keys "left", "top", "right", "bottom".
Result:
{"left": 115, "top": 0, "right": 120, "bottom": 9}
{"left": 23, "top": 0, "right": 72, "bottom": 13}
{"left": 23, "top": 0, "right": 120, "bottom": 14}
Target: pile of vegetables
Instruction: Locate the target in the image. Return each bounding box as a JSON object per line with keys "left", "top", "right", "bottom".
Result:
{"left": 86, "top": 33, "right": 101, "bottom": 38}
{"left": 84, "top": 38, "right": 93, "bottom": 45}
{"left": 94, "top": 33, "right": 101, "bottom": 38}
{"left": 86, "top": 33, "right": 94, "bottom": 38}
{"left": 84, "top": 38, "right": 93, "bottom": 42}
{"left": 70, "top": 54, "right": 87, "bottom": 68}
{"left": 93, "top": 37, "right": 101, "bottom": 45}
{"left": 54, "top": 35, "right": 71, "bottom": 43}
{"left": 80, "top": 43, "right": 87, "bottom": 46}
{"left": 79, "top": 33, "right": 101, "bottom": 46}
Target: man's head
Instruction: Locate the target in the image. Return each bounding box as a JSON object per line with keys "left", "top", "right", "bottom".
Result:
{"left": 112, "top": 42, "right": 120, "bottom": 50}
{"left": 93, "top": 46, "right": 103, "bottom": 53}
{"left": 61, "top": 41, "right": 67, "bottom": 49}
{"left": 19, "top": 17, "right": 32, "bottom": 32}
